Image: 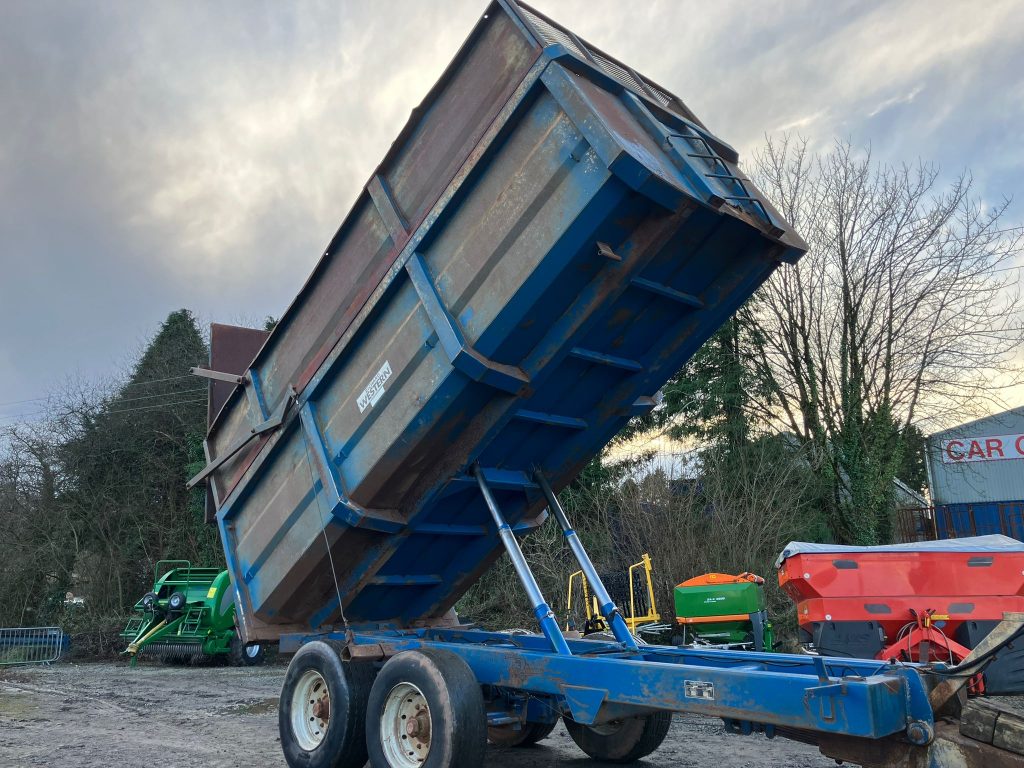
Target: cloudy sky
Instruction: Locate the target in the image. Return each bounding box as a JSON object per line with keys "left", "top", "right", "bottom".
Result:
{"left": 1, "top": 0, "right": 1022, "bottom": 427}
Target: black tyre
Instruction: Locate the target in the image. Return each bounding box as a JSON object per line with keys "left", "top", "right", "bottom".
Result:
{"left": 487, "top": 719, "right": 558, "bottom": 747}
{"left": 166, "top": 591, "right": 186, "bottom": 613}
{"left": 564, "top": 711, "right": 672, "bottom": 763}
{"left": 279, "top": 640, "right": 376, "bottom": 768}
{"left": 366, "top": 649, "right": 486, "bottom": 768}
{"left": 230, "top": 634, "right": 266, "bottom": 666}
{"left": 141, "top": 591, "right": 158, "bottom": 611}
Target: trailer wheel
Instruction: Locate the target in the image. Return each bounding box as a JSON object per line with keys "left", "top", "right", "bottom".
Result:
{"left": 229, "top": 635, "right": 266, "bottom": 666}
{"left": 279, "top": 640, "right": 375, "bottom": 768}
{"left": 564, "top": 711, "right": 672, "bottom": 763}
{"left": 366, "top": 649, "right": 485, "bottom": 768}
{"left": 487, "top": 719, "right": 558, "bottom": 747}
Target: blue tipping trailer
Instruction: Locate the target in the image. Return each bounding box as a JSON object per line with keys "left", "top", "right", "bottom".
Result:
{"left": 189, "top": 2, "right": 1024, "bottom": 767}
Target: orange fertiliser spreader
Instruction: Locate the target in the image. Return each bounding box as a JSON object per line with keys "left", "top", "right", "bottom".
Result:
{"left": 777, "top": 536, "right": 1024, "bottom": 692}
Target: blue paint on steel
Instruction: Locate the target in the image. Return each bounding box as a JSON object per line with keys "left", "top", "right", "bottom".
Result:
{"left": 309, "top": 594, "right": 341, "bottom": 631}
{"left": 538, "top": 470, "right": 638, "bottom": 650}
{"left": 298, "top": 402, "right": 342, "bottom": 511}
{"left": 244, "top": 480, "right": 321, "bottom": 584}
{"left": 368, "top": 574, "right": 443, "bottom": 586}
{"left": 539, "top": 66, "right": 680, "bottom": 212}
{"left": 569, "top": 346, "right": 642, "bottom": 372}
{"left": 246, "top": 368, "right": 270, "bottom": 422}
{"left": 298, "top": 401, "right": 404, "bottom": 534}
{"left": 414, "top": 523, "right": 485, "bottom": 536}
{"left": 629, "top": 276, "right": 704, "bottom": 308}
{"left": 561, "top": 686, "right": 608, "bottom": 724}
{"left": 286, "top": 626, "right": 936, "bottom": 740}
{"left": 331, "top": 341, "right": 433, "bottom": 469}
{"left": 473, "top": 466, "right": 538, "bottom": 491}
{"left": 933, "top": 501, "right": 1024, "bottom": 540}
{"left": 619, "top": 91, "right": 726, "bottom": 210}
{"left": 512, "top": 409, "right": 588, "bottom": 430}
{"left": 405, "top": 253, "right": 466, "bottom": 365}
{"left": 475, "top": 467, "right": 571, "bottom": 656}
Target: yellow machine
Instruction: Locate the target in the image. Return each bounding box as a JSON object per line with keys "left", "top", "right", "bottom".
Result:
{"left": 566, "top": 553, "right": 664, "bottom": 635}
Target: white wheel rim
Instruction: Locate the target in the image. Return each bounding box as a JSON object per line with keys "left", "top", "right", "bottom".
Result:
{"left": 380, "top": 682, "right": 431, "bottom": 767}
{"left": 245, "top": 644, "right": 260, "bottom": 658}
{"left": 291, "top": 669, "right": 330, "bottom": 751}
{"left": 589, "top": 719, "right": 624, "bottom": 736}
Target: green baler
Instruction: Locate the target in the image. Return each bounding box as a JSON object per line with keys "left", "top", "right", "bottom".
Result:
{"left": 122, "top": 560, "right": 266, "bottom": 666}
{"left": 674, "top": 572, "right": 774, "bottom": 651}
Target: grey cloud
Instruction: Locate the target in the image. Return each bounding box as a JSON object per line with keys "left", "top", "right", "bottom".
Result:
{"left": 1, "top": 0, "right": 1022, "bottom": 414}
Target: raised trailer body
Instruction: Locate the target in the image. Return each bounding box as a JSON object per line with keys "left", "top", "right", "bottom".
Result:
{"left": 190, "top": 2, "right": 1024, "bottom": 766}
{"left": 197, "top": 0, "right": 802, "bottom": 644}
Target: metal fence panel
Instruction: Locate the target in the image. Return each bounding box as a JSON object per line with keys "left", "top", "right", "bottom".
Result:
{"left": 0, "top": 626, "right": 66, "bottom": 665}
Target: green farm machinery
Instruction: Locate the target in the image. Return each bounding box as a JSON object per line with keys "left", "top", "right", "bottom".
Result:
{"left": 673, "top": 572, "right": 774, "bottom": 651}
{"left": 122, "top": 560, "right": 266, "bottom": 666}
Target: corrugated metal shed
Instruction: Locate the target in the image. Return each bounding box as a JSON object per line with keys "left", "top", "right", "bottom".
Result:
{"left": 927, "top": 406, "right": 1024, "bottom": 505}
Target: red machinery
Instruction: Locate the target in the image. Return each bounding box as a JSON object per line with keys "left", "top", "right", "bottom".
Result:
{"left": 777, "top": 536, "right": 1024, "bottom": 693}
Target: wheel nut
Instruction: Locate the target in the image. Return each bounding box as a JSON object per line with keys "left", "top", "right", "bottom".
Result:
{"left": 405, "top": 714, "right": 430, "bottom": 739}
{"left": 312, "top": 697, "right": 330, "bottom": 720}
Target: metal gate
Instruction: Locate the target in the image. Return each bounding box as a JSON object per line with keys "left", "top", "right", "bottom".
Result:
{"left": 0, "top": 626, "right": 66, "bottom": 665}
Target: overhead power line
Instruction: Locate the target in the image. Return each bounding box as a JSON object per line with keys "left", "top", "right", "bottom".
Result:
{"left": 0, "top": 387, "right": 207, "bottom": 413}
{"left": 0, "top": 394, "right": 208, "bottom": 426}
{"left": 104, "top": 398, "right": 208, "bottom": 416}
{"left": 0, "top": 374, "right": 203, "bottom": 410}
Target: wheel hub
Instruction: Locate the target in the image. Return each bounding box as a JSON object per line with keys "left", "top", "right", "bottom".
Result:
{"left": 291, "top": 669, "right": 331, "bottom": 751}
{"left": 405, "top": 710, "right": 430, "bottom": 739}
{"left": 381, "top": 682, "right": 431, "bottom": 766}
{"left": 312, "top": 696, "right": 330, "bottom": 721}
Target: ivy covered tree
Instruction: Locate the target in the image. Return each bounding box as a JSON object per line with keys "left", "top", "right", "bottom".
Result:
{"left": 58, "top": 309, "right": 220, "bottom": 614}
{"left": 660, "top": 314, "right": 769, "bottom": 454}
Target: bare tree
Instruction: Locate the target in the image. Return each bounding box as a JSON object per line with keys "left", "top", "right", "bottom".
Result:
{"left": 0, "top": 418, "right": 78, "bottom": 627}
{"left": 749, "top": 136, "right": 1023, "bottom": 542}
{"left": 609, "top": 438, "right": 825, "bottom": 640}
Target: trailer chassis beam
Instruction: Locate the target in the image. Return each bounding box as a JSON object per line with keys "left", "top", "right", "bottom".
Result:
{"left": 320, "top": 626, "right": 935, "bottom": 742}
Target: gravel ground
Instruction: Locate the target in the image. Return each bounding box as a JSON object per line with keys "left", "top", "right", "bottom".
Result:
{"left": 0, "top": 660, "right": 834, "bottom": 768}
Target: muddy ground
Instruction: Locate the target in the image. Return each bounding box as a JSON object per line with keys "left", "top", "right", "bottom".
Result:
{"left": 0, "top": 660, "right": 838, "bottom": 767}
